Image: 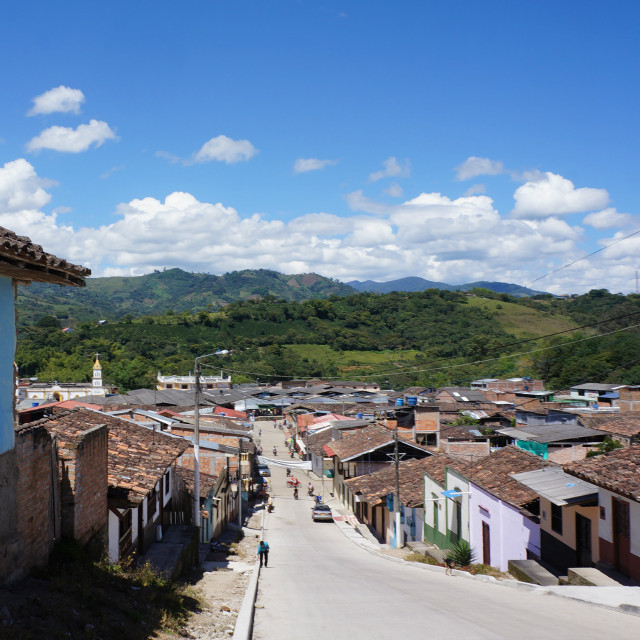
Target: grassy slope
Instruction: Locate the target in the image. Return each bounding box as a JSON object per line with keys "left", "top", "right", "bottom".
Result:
{"left": 465, "top": 296, "right": 578, "bottom": 339}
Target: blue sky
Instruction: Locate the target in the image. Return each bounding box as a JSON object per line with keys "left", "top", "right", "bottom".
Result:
{"left": 1, "top": 1, "right": 640, "bottom": 294}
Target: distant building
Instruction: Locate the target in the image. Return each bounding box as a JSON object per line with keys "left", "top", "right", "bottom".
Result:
{"left": 22, "top": 355, "right": 108, "bottom": 405}
{"left": 470, "top": 378, "right": 545, "bottom": 392}
{"left": 157, "top": 370, "right": 231, "bottom": 391}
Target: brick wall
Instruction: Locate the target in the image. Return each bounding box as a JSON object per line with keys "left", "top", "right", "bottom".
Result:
{"left": 445, "top": 440, "right": 490, "bottom": 462}
{"left": 15, "top": 424, "right": 59, "bottom": 578}
{"left": 59, "top": 424, "right": 108, "bottom": 546}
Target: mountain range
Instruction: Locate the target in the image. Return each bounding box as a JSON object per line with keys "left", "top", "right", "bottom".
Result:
{"left": 17, "top": 268, "right": 546, "bottom": 325}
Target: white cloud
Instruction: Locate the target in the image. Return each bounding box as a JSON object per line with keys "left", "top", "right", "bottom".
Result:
{"left": 384, "top": 182, "right": 403, "bottom": 197}
{"left": 369, "top": 157, "right": 410, "bottom": 182}
{"left": 0, "top": 161, "right": 636, "bottom": 294}
{"left": 293, "top": 158, "right": 338, "bottom": 173}
{"left": 28, "top": 85, "right": 85, "bottom": 116}
{"left": 583, "top": 208, "right": 633, "bottom": 230}
{"left": 26, "top": 120, "right": 118, "bottom": 153}
{"left": 512, "top": 172, "right": 609, "bottom": 219}
{"left": 0, "top": 159, "right": 53, "bottom": 212}
{"left": 100, "top": 165, "right": 124, "bottom": 180}
{"left": 193, "top": 135, "right": 257, "bottom": 164}
{"left": 455, "top": 156, "right": 505, "bottom": 181}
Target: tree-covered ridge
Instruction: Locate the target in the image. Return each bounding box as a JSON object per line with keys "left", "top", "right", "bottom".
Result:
{"left": 16, "top": 267, "right": 356, "bottom": 325}
{"left": 15, "top": 288, "right": 640, "bottom": 392}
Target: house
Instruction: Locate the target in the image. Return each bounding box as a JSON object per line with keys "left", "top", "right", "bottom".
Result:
{"left": 569, "top": 383, "right": 624, "bottom": 409}
{"left": 344, "top": 457, "right": 437, "bottom": 545}
{"left": 0, "top": 226, "right": 89, "bottom": 585}
{"left": 617, "top": 386, "right": 640, "bottom": 412}
{"left": 512, "top": 467, "right": 599, "bottom": 574}
{"left": 565, "top": 446, "right": 640, "bottom": 582}
{"left": 157, "top": 370, "right": 231, "bottom": 391}
{"left": 577, "top": 413, "right": 640, "bottom": 448}
{"left": 464, "top": 447, "right": 543, "bottom": 570}
{"left": 435, "top": 387, "right": 490, "bottom": 405}
{"left": 322, "top": 424, "right": 432, "bottom": 514}
{"left": 424, "top": 446, "right": 543, "bottom": 570}
{"left": 38, "top": 408, "right": 191, "bottom": 563}
{"left": 471, "top": 377, "right": 545, "bottom": 392}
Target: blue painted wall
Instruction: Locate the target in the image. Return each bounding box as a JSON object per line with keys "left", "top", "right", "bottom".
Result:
{"left": 0, "top": 276, "right": 15, "bottom": 454}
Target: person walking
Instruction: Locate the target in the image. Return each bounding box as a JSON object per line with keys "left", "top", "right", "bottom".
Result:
{"left": 257, "top": 540, "right": 270, "bottom": 567}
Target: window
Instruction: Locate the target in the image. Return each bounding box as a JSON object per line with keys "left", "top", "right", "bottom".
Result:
{"left": 551, "top": 503, "right": 563, "bottom": 534}
{"left": 164, "top": 469, "right": 170, "bottom": 496}
{"left": 148, "top": 488, "right": 157, "bottom": 519}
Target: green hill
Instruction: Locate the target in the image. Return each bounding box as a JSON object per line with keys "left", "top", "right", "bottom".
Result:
{"left": 16, "top": 268, "right": 356, "bottom": 325}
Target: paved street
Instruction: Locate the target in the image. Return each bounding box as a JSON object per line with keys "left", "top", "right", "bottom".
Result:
{"left": 252, "top": 422, "right": 640, "bottom": 640}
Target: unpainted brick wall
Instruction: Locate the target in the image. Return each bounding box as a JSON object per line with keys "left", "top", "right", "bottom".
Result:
{"left": 59, "top": 424, "right": 108, "bottom": 546}
{"left": 15, "top": 425, "right": 59, "bottom": 576}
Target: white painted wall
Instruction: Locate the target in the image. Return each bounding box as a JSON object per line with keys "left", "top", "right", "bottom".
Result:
{"left": 424, "top": 474, "right": 447, "bottom": 538}
{"left": 469, "top": 483, "right": 540, "bottom": 571}
{"left": 599, "top": 488, "right": 640, "bottom": 557}
{"left": 446, "top": 468, "right": 470, "bottom": 543}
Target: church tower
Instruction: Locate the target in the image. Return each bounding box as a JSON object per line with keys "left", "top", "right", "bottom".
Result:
{"left": 92, "top": 354, "right": 103, "bottom": 388}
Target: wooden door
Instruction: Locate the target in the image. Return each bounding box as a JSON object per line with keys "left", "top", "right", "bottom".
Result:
{"left": 612, "top": 498, "right": 631, "bottom": 576}
{"left": 575, "top": 513, "right": 592, "bottom": 567}
{"left": 482, "top": 521, "right": 491, "bottom": 565}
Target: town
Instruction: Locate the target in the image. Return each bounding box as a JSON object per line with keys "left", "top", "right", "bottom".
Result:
{"left": 1, "top": 226, "right": 640, "bottom": 639}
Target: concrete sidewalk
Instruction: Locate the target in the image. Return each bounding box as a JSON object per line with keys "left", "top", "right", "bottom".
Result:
{"left": 312, "top": 472, "right": 640, "bottom": 618}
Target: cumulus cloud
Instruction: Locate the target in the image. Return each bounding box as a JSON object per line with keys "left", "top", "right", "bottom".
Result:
{"left": 26, "top": 120, "right": 118, "bottom": 153}
{"left": 193, "top": 135, "right": 257, "bottom": 164}
{"left": 455, "top": 156, "right": 505, "bottom": 181}
{"left": 293, "top": 158, "right": 338, "bottom": 173}
{"left": 0, "top": 159, "right": 53, "bottom": 212}
{"left": 369, "top": 157, "right": 410, "bottom": 182}
{"left": 512, "top": 172, "right": 609, "bottom": 219}
{"left": 463, "top": 184, "right": 486, "bottom": 196}
{"left": 583, "top": 208, "right": 633, "bottom": 230}
{"left": 28, "top": 85, "right": 85, "bottom": 116}
{"left": 0, "top": 159, "right": 637, "bottom": 293}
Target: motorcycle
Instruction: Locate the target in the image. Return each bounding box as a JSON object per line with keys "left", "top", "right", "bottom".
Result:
{"left": 286, "top": 467, "right": 291, "bottom": 477}
{"left": 308, "top": 486, "right": 314, "bottom": 497}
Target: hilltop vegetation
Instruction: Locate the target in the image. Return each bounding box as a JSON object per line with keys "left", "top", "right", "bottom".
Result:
{"left": 15, "top": 288, "right": 640, "bottom": 391}
{"left": 16, "top": 268, "right": 355, "bottom": 325}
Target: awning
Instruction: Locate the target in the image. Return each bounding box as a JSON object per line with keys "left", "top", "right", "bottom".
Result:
{"left": 511, "top": 467, "right": 598, "bottom": 506}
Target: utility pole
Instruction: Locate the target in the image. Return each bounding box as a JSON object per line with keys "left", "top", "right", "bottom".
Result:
{"left": 194, "top": 358, "right": 201, "bottom": 528}
{"left": 193, "top": 352, "right": 218, "bottom": 533}
{"left": 394, "top": 420, "right": 401, "bottom": 549}
{"left": 237, "top": 437, "right": 243, "bottom": 528}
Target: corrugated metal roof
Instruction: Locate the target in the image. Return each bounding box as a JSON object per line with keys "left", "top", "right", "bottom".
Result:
{"left": 511, "top": 467, "right": 598, "bottom": 506}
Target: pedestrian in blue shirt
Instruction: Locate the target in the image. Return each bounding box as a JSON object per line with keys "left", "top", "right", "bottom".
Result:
{"left": 257, "top": 540, "right": 270, "bottom": 567}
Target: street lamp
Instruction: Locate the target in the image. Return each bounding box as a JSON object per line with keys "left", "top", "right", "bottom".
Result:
{"left": 193, "top": 352, "right": 219, "bottom": 528}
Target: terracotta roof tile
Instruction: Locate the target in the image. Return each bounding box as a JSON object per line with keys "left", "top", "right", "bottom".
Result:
{"left": 0, "top": 225, "right": 90, "bottom": 285}
{"left": 565, "top": 446, "right": 640, "bottom": 502}
{"left": 30, "top": 407, "right": 189, "bottom": 504}
{"left": 578, "top": 413, "right": 640, "bottom": 438}
{"left": 462, "top": 445, "right": 547, "bottom": 507}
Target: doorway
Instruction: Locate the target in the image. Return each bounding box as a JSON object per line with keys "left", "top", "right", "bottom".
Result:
{"left": 575, "top": 513, "right": 592, "bottom": 567}
{"left": 482, "top": 521, "right": 491, "bottom": 565}
{"left": 612, "top": 498, "right": 631, "bottom": 576}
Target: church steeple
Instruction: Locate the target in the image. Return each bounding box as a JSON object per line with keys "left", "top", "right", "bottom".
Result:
{"left": 92, "top": 353, "right": 102, "bottom": 387}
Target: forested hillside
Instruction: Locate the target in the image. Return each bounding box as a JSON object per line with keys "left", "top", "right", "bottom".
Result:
{"left": 16, "top": 268, "right": 355, "bottom": 325}
{"left": 15, "top": 288, "right": 640, "bottom": 392}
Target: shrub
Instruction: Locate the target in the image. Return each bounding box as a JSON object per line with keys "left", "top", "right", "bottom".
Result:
{"left": 447, "top": 539, "right": 476, "bottom": 566}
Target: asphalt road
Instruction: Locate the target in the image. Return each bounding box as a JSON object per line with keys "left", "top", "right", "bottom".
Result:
{"left": 252, "top": 422, "right": 640, "bottom": 640}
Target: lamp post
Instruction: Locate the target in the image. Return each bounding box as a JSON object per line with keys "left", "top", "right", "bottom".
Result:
{"left": 193, "top": 352, "right": 219, "bottom": 529}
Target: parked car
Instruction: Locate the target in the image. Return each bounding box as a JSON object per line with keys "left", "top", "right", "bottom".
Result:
{"left": 312, "top": 504, "right": 333, "bottom": 522}
{"left": 257, "top": 464, "right": 271, "bottom": 477}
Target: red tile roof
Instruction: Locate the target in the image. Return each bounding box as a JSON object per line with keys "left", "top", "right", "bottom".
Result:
{"left": 29, "top": 407, "right": 189, "bottom": 504}
{"left": 0, "top": 225, "right": 90, "bottom": 285}
{"left": 565, "top": 446, "right": 640, "bottom": 502}
{"left": 578, "top": 413, "right": 640, "bottom": 438}
{"left": 463, "top": 446, "right": 547, "bottom": 508}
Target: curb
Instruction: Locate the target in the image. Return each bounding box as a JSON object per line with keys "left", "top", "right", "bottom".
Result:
{"left": 232, "top": 508, "right": 265, "bottom": 640}
{"left": 332, "top": 512, "right": 640, "bottom": 616}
